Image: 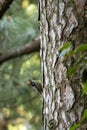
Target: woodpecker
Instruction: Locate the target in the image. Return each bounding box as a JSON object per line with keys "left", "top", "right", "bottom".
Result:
{"left": 28, "top": 79, "right": 43, "bottom": 95}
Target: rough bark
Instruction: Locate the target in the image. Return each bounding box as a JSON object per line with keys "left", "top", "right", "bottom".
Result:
{"left": 40, "top": 0, "right": 87, "bottom": 130}
{"left": 0, "top": 37, "right": 40, "bottom": 65}
{"left": 0, "top": 0, "right": 14, "bottom": 18}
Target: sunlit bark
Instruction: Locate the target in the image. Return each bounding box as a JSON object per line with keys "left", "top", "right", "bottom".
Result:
{"left": 40, "top": 0, "right": 87, "bottom": 129}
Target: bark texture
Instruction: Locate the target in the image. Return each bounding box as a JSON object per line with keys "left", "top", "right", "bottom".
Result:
{"left": 40, "top": 0, "right": 87, "bottom": 130}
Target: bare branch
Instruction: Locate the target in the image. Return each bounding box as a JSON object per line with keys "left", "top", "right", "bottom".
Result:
{"left": 0, "top": 37, "right": 40, "bottom": 64}
{"left": 0, "top": 0, "right": 14, "bottom": 18}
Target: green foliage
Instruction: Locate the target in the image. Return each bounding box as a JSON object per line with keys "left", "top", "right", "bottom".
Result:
{"left": 0, "top": 0, "right": 39, "bottom": 53}
{"left": 70, "top": 123, "right": 81, "bottom": 130}
{"left": 59, "top": 43, "right": 87, "bottom": 57}
{"left": 59, "top": 42, "right": 87, "bottom": 101}
{"left": 0, "top": 0, "right": 41, "bottom": 129}
{"left": 0, "top": 53, "right": 41, "bottom": 129}
{"left": 81, "top": 82, "right": 87, "bottom": 96}
{"left": 0, "top": 0, "right": 86, "bottom": 129}
{"left": 59, "top": 42, "right": 72, "bottom": 56}
{"left": 70, "top": 109, "right": 87, "bottom": 130}
{"left": 67, "top": 66, "right": 79, "bottom": 76}
{"left": 59, "top": 42, "right": 72, "bottom": 52}
{"left": 60, "top": 42, "right": 87, "bottom": 130}
{"left": 81, "top": 109, "right": 87, "bottom": 122}
{"left": 59, "top": 43, "right": 87, "bottom": 77}
{"left": 74, "top": 44, "right": 87, "bottom": 53}
{"left": 0, "top": 14, "right": 39, "bottom": 52}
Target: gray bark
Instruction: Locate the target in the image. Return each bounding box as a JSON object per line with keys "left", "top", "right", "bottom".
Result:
{"left": 40, "top": 0, "right": 87, "bottom": 130}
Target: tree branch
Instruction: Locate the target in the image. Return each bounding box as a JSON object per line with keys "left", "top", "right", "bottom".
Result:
{"left": 0, "top": 37, "right": 40, "bottom": 64}
{"left": 0, "top": 0, "right": 14, "bottom": 18}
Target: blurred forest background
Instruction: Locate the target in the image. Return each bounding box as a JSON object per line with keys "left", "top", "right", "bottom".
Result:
{"left": 0, "top": 0, "right": 42, "bottom": 130}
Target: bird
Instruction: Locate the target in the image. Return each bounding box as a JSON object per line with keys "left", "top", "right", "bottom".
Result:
{"left": 27, "top": 79, "right": 43, "bottom": 95}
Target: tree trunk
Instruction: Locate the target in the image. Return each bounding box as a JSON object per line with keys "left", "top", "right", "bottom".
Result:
{"left": 40, "top": 0, "right": 87, "bottom": 130}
